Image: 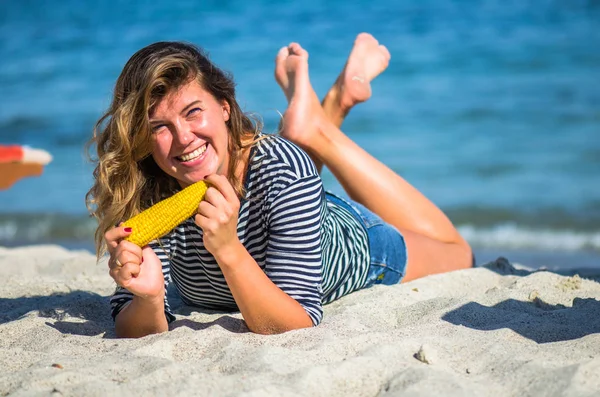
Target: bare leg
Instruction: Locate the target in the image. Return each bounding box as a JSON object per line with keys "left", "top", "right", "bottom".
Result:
{"left": 321, "top": 33, "right": 390, "bottom": 128}
{"left": 275, "top": 33, "right": 390, "bottom": 172}
{"left": 274, "top": 44, "right": 324, "bottom": 172}
{"left": 275, "top": 43, "right": 472, "bottom": 282}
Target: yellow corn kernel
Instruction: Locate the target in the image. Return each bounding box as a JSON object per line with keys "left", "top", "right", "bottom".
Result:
{"left": 123, "top": 181, "right": 208, "bottom": 247}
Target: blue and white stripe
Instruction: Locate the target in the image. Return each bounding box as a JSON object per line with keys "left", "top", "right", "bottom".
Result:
{"left": 111, "top": 135, "right": 370, "bottom": 325}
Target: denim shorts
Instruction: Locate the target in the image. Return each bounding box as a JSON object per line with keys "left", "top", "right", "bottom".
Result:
{"left": 326, "top": 192, "right": 408, "bottom": 287}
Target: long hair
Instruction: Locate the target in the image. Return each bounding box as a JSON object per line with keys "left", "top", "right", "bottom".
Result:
{"left": 86, "top": 42, "right": 261, "bottom": 258}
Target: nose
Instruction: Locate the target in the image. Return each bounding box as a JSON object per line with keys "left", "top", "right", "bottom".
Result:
{"left": 171, "top": 120, "right": 194, "bottom": 147}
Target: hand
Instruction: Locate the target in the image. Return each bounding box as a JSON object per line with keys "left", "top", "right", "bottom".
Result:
{"left": 104, "top": 226, "right": 165, "bottom": 301}
{"left": 194, "top": 174, "right": 241, "bottom": 259}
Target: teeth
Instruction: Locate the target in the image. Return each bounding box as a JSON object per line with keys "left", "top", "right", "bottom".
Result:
{"left": 179, "top": 145, "right": 206, "bottom": 162}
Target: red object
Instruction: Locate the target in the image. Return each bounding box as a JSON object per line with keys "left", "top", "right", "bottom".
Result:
{"left": 0, "top": 145, "right": 25, "bottom": 163}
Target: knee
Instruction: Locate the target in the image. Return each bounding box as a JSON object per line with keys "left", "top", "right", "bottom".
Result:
{"left": 457, "top": 240, "right": 474, "bottom": 270}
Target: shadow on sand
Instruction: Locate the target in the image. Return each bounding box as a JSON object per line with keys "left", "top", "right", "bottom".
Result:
{"left": 482, "top": 256, "right": 600, "bottom": 282}
{"left": 165, "top": 287, "right": 248, "bottom": 333}
{"left": 170, "top": 317, "right": 248, "bottom": 333}
{"left": 0, "top": 290, "right": 112, "bottom": 337}
{"left": 444, "top": 257, "right": 600, "bottom": 343}
{"left": 0, "top": 286, "right": 246, "bottom": 338}
{"left": 443, "top": 297, "right": 600, "bottom": 343}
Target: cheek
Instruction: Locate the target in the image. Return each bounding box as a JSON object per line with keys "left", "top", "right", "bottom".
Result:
{"left": 151, "top": 134, "right": 172, "bottom": 159}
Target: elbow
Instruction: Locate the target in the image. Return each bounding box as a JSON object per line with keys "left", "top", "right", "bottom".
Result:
{"left": 249, "top": 325, "right": 283, "bottom": 335}
{"left": 115, "top": 327, "right": 142, "bottom": 339}
{"left": 115, "top": 324, "right": 168, "bottom": 339}
{"left": 114, "top": 313, "right": 169, "bottom": 338}
{"left": 248, "top": 323, "right": 309, "bottom": 335}
{"left": 246, "top": 316, "right": 313, "bottom": 335}
{"left": 114, "top": 322, "right": 141, "bottom": 338}
{"left": 115, "top": 322, "right": 148, "bottom": 339}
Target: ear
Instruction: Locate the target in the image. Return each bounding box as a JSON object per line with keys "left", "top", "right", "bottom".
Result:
{"left": 221, "top": 100, "right": 231, "bottom": 122}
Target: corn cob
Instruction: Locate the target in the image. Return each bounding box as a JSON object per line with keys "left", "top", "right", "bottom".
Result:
{"left": 123, "top": 181, "right": 208, "bottom": 247}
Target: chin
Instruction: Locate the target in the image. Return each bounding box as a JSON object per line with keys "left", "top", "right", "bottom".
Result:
{"left": 185, "top": 171, "right": 210, "bottom": 184}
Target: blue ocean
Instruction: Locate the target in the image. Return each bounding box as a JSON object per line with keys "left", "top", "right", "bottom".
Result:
{"left": 1, "top": 0, "right": 599, "bottom": 270}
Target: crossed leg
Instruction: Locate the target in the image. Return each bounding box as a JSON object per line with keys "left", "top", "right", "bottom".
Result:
{"left": 274, "top": 35, "right": 473, "bottom": 282}
{"left": 275, "top": 33, "right": 390, "bottom": 172}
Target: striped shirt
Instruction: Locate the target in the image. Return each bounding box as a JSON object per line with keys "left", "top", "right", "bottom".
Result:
{"left": 110, "top": 135, "right": 370, "bottom": 325}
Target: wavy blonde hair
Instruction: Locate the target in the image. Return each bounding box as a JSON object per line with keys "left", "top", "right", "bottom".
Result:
{"left": 86, "top": 42, "right": 262, "bottom": 258}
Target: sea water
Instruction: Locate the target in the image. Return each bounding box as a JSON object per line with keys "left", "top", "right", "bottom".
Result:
{"left": 1, "top": 0, "right": 599, "bottom": 270}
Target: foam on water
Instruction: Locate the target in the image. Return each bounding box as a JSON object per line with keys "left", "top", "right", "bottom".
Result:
{"left": 1, "top": 213, "right": 598, "bottom": 255}
{"left": 459, "top": 224, "right": 600, "bottom": 252}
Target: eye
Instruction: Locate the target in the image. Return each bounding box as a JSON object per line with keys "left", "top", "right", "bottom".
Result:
{"left": 187, "top": 107, "right": 202, "bottom": 117}
{"left": 151, "top": 124, "right": 166, "bottom": 133}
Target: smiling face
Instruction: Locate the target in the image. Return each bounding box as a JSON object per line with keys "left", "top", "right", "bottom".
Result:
{"left": 149, "top": 79, "right": 231, "bottom": 188}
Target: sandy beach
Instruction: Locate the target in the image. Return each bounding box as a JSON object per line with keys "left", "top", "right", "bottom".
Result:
{"left": 1, "top": 245, "right": 599, "bottom": 396}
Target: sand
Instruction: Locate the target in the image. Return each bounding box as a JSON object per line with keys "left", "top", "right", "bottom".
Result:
{"left": 1, "top": 245, "right": 599, "bottom": 396}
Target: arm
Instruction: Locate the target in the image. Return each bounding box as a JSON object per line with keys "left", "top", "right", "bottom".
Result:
{"left": 215, "top": 242, "right": 313, "bottom": 334}
{"left": 115, "top": 293, "right": 168, "bottom": 338}
{"left": 197, "top": 174, "right": 318, "bottom": 334}
{"left": 106, "top": 227, "right": 171, "bottom": 338}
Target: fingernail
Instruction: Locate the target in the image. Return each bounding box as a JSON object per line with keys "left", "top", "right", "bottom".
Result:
{"left": 141, "top": 257, "right": 144, "bottom": 263}
{"left": 124, "top": 227, "right": 132, "bottom": 233}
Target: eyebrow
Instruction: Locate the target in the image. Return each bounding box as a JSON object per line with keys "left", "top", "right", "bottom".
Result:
{"left": 149, "top": 100, "right": 204, "bottom": 123}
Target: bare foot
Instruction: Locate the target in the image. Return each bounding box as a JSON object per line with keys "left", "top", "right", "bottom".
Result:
{"left": 333, "top": 33, "right": 391, "bottom": 112}
{"left": 274, "top": 44, "right": 308, "bottom": 101}
{"left": 274, "top": 43, "right": 325, "bottom": 149}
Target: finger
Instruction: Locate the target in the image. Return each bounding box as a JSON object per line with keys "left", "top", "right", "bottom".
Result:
{"left": 108, "top": 256, "right": 120, "bottom": 270}
{"left": 108, "top": 260, "right": 139, "bottom": 286}
{"left": 194, "top": 213, "right": 212, "bottom": 231}
{"left": 111, "top": 250, "right": 141, "bottom": 271}
{"left": 197, "top": 200, "right": 220, "bottom": 222}
{"left": 203, "top": 186, "right": 228, "bottom": 209}
{"left": 205, "top": 174, "right": 238, "bottom": 204}
{"left": 108, "top": 266, "right": 120, "bottom": 282}
{"left": 104, "top": 225, "right": 134, "bottom": 252}
{"left": 116, "top": 239, "right": 143, "bottom": 258}
{"left": 108, "top": 255, "right": 127, "bottom": 272}
{"left": 114, "top": 261, "right": 141, "bottom": 289}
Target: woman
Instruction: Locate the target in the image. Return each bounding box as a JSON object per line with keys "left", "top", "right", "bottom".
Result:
{"left": 87, "top": 33, "right": 472, "bottom": 338}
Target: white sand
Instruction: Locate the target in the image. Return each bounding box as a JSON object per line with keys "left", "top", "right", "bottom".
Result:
{"left": 1, "top": 245, "right": 599, "bottom": 396}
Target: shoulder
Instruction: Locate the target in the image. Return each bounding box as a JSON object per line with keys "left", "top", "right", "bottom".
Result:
{"left": 246, "top": 134, "right": 323, "bottom": 210}
{"left": 252, "top": 134, "right": 318, "bottom": 180}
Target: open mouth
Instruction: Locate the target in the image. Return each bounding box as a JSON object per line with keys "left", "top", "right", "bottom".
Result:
{"left": 177, "top": 143, "right": 207, "bottom": 162}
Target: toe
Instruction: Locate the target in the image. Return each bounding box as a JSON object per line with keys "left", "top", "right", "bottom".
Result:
{"left": 379, "top": 45, "right": 391, "bottom": 61}
{"left": 356, "top": 32, "right": 376, "bottom": 44}
{"left": 276, "top": 46, "right": 289, "bottom": 61}
{"left": 288, "top": 43, "right": 309, "bottom": 59}
{"left": 288, "top": 42, "right": 301, "bottom": 53}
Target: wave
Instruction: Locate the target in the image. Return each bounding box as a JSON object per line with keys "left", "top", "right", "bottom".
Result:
{"left": 0, "top": 214, "right": 96, "bottom": 249}
{"left": 459, "top": 223, "right": 600, "bottom": 252}
{"left": 1, "top": 212, "right": 599, "bottom": 254}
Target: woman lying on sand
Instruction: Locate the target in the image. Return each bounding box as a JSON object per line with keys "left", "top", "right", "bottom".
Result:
{"left": 86, "top": 33, "right": 472, "bottom": 338}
